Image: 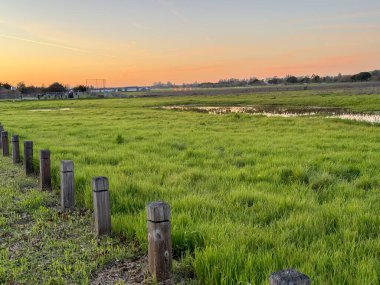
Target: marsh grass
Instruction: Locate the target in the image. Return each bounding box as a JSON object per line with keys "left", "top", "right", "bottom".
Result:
{"left": 1, "top": 90, "right": 380, "bottom": 284}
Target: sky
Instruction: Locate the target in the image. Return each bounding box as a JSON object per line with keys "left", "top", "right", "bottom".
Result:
{"left": 1, "top": 0, "right": 380, "bottom": 87}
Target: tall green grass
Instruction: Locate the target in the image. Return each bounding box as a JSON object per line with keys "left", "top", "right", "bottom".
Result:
{"left": 1, "top": 91, "right": 380, "bottom": 284}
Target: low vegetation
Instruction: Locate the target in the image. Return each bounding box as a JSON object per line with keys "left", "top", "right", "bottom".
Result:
{"left": 0, "top": 89, "right": 379, "bottom": 284}
{"left": 0, "top": 156, "right": 135, "bottom": 284}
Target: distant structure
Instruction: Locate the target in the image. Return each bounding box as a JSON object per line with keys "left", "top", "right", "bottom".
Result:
{"left": 85, "top": 78, "right": 150, "bottom": 93}
{"left": 118, "top": 86, "right": 151, "bottom": 92}
{"left": 86, "top": 79, "right": 106, "bottom": 90}
{"left": 89, "top": 86, "right": 151, "bottom": 93}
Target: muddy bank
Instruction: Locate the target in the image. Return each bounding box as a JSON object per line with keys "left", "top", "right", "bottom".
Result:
{"left": 158, "top": 105, "right": 380, "bottom": 123}
{"left": 331, "top": 114, "right": 380, "bottom": 124}
{"left": 159, "top": 105, "right": 347, "bottom": 115}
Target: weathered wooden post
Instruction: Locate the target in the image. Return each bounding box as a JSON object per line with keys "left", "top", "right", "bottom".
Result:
{"left": 24, "top": 141, "right": 33, "bottom": 174}
{"left": 60, "top": 160, "right": 74, "bottom": 210}
{"left": 147, "top": 201, "right": 172, "bottom": 282}
{"left": 39, "top": 149, "right": 51, "bottom": 191}
{"left": 269, "top": 269, "right": 310, "bottom": 285}
{"left": 92, "top": 177, "right": 111, "bottom": 236}
{"left": 1, "top": 131, "right": 9, "bottom": 156}
{"left": 0, "top": 125, "right": 3, "bottom": 148}
{"left": 11, "top": 135, "right": 20, "bottom": 163}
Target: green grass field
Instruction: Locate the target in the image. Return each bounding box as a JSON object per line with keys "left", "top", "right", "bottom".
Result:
{"left": 1, "top": 90, "right": 380, "bottom": 284}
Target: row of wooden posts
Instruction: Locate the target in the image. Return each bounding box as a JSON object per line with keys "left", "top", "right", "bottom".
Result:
{"left": 0, "top": 124, "right": 311, "bottom": 284}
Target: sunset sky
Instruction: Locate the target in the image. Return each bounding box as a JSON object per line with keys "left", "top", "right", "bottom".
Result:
{"left": 1, "top": 0, "right": 380, "bottom": 87}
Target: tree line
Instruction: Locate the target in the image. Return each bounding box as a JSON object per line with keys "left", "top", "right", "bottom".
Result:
{"left": 1, "top": 70, "right": 379, "bottom": 93}
{"left": 0, "top": 82, "right": 88, "bottom": 94}
{"left": 152, "top": 70, "right": 380, "bottom": 88}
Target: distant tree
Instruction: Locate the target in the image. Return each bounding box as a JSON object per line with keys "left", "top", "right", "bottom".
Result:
{"left": 286, "top": 75, "right": 298, "bottom": 84}
{"left": 322, "top": 76, "right": 334, "bottom": 83}
{"left": 311, "top": 74, "right": 321, "bottom": 83}
{"left": 300, "top": 76, "right": 310, "bottom": 83}
{"left": 198, "top": 82, "right": 215, "bottom": 88}
{"left": 0, "top": 82, "right": 12, "bottom": 90}
{"left": 73, "top": 85, "right": 88, "bottom": 92}
{"left": 17, "top": 82, "right": 42, "bottom": 94}
{"left": 335, "top": 73, "right": 343, "bottom": 82}
{"left": 152, "top": 81, "right": 176, "bottom": 88}
{"left": 17, "top": 82, "right": 27, "bottom": 93}
{"left": 46, "top": 82, "right": 67, "bottom": 93}
{"left": 248, "top": 77, "right": 260, "bottom": 85}
{"left": 340, "top": 75, "right": 352, "bottom": 82}
{"left": 351, "top": 72, "right": 372, "bottom": 82}
{"left": 371, "top": 70, "right": 380, "bottom": 81}
{"left": 152, "top": 81, "right": 163, "bottom": 88}
{"left": 268, "top": 77, "right": 283, "bottom": 84}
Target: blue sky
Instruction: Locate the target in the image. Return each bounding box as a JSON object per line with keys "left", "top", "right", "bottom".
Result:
{"left": 1, "top": 0, "right": 379, "bottom": 86}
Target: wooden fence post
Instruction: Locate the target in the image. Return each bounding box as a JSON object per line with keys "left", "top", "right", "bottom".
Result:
{"left": 1, "top": 131, "right": 9, "bottom": 156}
{"left": 24, "top": 141, "right": 33, "bottom": 175}
{"left": 0, "top": 125, "right": 3, "bottom": 148}
{"left": 269, "top": 269, "right": 310, "bottom": 285}
{"left": 11, "top": 135, "right": 20, "bottom": 163}
{"left": 60, "top": 160, "right": 74, "bottom": 210}
{"left": 147, "top": 201, "right": 172, "bottom": 282}
{"left": 92, "top": 177, "right": 111, "bottom": 236}
{"left": 39, "top": 149, "right": 51, "bottom": 191}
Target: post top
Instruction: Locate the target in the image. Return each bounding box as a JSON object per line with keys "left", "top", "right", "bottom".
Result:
{"left": 92, "top": 176, "right": 109, "bottom": 192}
{"left": 11, "top": 135, "right": 19, "bottom": 141}
{"left": 1, "top": 131, "right": 8, "bottom": 136}
{"left": 147, "top": 201, "right": 171, "bottom": 222}
{"left": 24, "top": 141, "right": 33, "bottom": 147}
{"left": 269, "top": 269, "right": 310, "bottom": 285}
{"left": 39, "top": 149, "right": 50, "bottom": 159}
{"left": 60, "top": 160, "right": 74, "bottom": 172}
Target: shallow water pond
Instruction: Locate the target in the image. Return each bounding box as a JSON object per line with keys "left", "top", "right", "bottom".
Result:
{"left": 159, "top": 105, "right": 380, "bottom": 123}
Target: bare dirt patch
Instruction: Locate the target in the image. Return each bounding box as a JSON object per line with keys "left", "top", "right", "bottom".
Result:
{"left": 90, "top": 256, "right": 190, "bottom": 285}
{"left": 90, "top": 256, "right": 147, "bottom": 285}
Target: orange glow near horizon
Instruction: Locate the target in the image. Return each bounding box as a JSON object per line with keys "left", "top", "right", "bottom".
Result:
{"left": 1, "top": 1, "right": 379, "bottom": 87}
